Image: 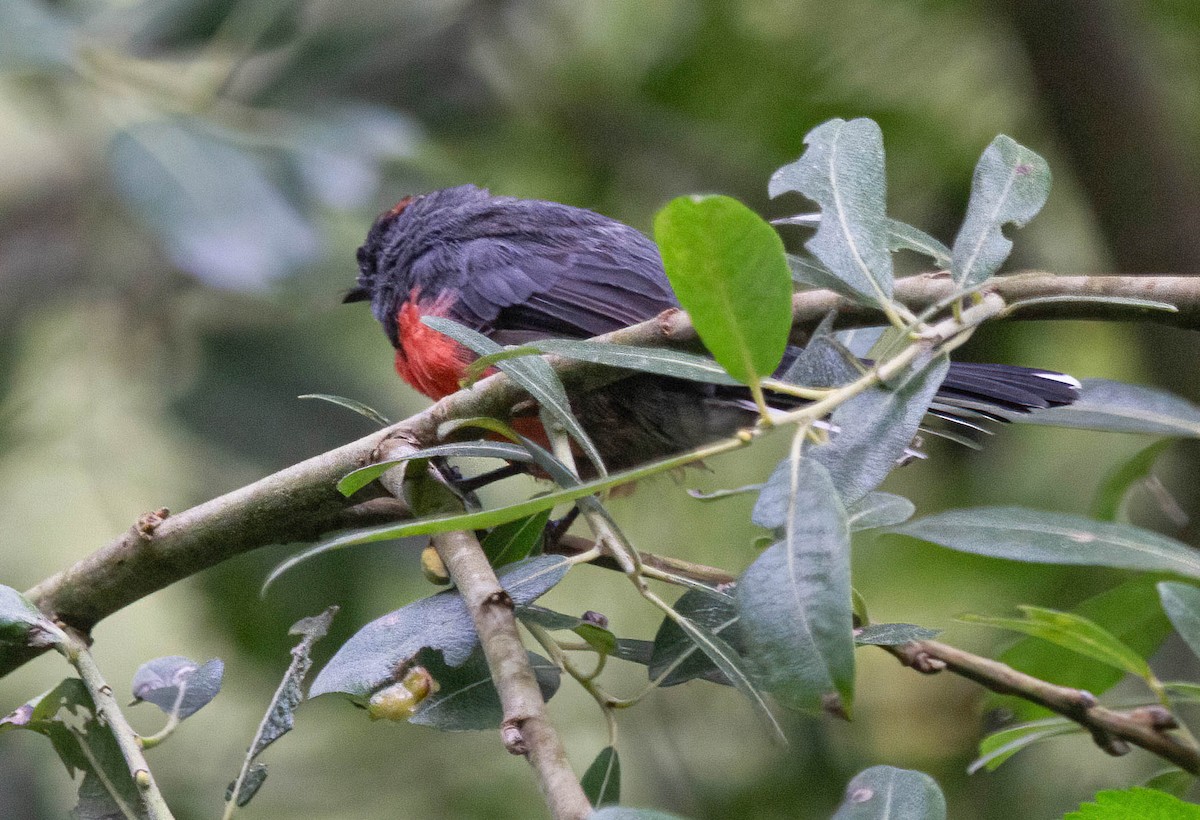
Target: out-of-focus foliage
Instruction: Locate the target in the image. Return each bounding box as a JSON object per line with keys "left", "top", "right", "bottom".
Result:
{"left": 2, "top": 1, "right": 1200, "bottom": 818}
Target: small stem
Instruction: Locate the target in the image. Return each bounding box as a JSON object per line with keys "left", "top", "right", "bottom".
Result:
{"left": 61, "top": 634, "right": 175, "bottom": 820}
{"left": 888, "top": 639, "right": 1200, "bottom": 773}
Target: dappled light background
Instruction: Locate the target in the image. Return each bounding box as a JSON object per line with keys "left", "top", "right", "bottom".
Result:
{"left": 2, "top": 1, "right": 1200, "bottom": 817}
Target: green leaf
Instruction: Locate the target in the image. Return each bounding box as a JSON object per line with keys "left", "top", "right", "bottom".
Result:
{"left": 298, "top": 394, "right": 390, "bottom": 426}
{"left": 650, "top": 588, "right": 742, "bottom": 687}
{"left": 1092, "top": 441, "right": 1174, "bottom": 521}
{"left": 110, "top": 119, "right": 319, "bottom": 288}
{"left": 581, "top": 746, "right": 621, "bottom": 807}
{"left": 886, "top": 219, "right": 951, "bottom": 268}
{"left": 854, "top": 624, "right": 940, "bottom": 646}
{"left": 0, "top": 584, "right": 64, "bottom": 648}
{"left": 959, "top": 606, "right": 1151, "bottom": 681}
{"left": 226, "top": 607, "right": 336, "bottom": 809}
{"left": 810, "top": 354, "right": 947, "bottom": 504}
{"left": 1158, "top": 582, "right": 1200, "bottom": 663}
{"left": 754, "top": 357, "right": 947, "bottom": 517}
{"left": 654, "top": 194, "right": 792, "bottom": 388}
{"left": 268, "top": 441, "right": 727, "bottom": 588}
{"left": 990, "top": 579, "right": 1173, "bottom": 722}
{"left": 769, "top": 118, "right": 894, "bottom": 307}
{"left": 1163, "top": 682, "right": 1200, "bottom": 703}
{"left": 1064, "top": 787, "right": 1200, "bottom": 819}
{"left": 528, "top": 339, "right": 740, "bottom": 385}
{"left": 739, "top": 460, "right": 855, "bottom": 715}
{"left": 970, "top": 717, "right": 1078, "bottom": 773}
{"left": 310, "top": 557, "right": 568, "bottom": 698}
{"left": 786, "top": 253, "right": 851, "bottom": 292}
{"left": 665, "top": 613, "right": 785, "bottom": 741}
{"left": 338, "top": 441, "right": 534, "bottom": 497}
{"left": 516, "top": 605, "right": 618, "bottom": 656}
{"left": 481, "top": 510, "right": 551, "bottom": 567}
{"left": 1021, "top": 379, "right": 1200, "bottom": 437}
{"left": 832, "top": 765, "right": 946, "bottom": 820}
{"left": 950, "top": 135, "right": 1051, "bottom": 286}
{"left": 422, "top": 316, "right": 607, "bottom": 476}
{"left": 130, "top": 656, "right": 224, "bottom": 720}
{"left": 847, "top": 493, "right": 916, "bottom": 531}
{"left": 892, "top": 507, "right": 1200, "bottom": 579}
{"left": 408, "top": 648, "right": 560, "bottom": 731}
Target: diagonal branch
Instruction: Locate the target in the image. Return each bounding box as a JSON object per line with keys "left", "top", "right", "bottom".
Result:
{"left": 5, "top": 274, "right": 1200, "bottom": 681}
{"left": 888, "top": 639, "right": 1200, "bottom": 773}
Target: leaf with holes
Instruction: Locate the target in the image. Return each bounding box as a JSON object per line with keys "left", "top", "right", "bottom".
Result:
{"left": 950, "top": 135, "right": 1050, "bottom": 286}
{"left": 769, "top": 118, "right": 893, "bottom": 307}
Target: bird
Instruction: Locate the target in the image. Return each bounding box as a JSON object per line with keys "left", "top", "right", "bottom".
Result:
{"left": 345, "top": 185, "right": 1079, "bottom": 474}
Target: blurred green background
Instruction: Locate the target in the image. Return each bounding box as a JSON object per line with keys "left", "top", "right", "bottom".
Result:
{"left": 2, "top": 0, "right": 1200, "bottom": 817}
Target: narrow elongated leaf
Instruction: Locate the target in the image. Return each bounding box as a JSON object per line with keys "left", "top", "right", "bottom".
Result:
{"left": 310, "top": 557, "right": 568, "bottom": 698}
{"left": 338, "top": 441, "right": 534, "bottom": 497}
{"left": 769, "top": 118, "right": 894, "bottom": 306}
{"left": 959, "top": 606, "right": 1151, "bottom": 681}
{"left": 226, "top": 608, "right": 335, "bottom": 811}
{"left": 786, "top": 253, "right": 850, "bottom": 292}
{"left": 665, "top": 613, "right": 785, "bottom": 741}
{"left": 892, "top": 507, "right": 1200, "bottom": 579}
{"left": 832, "top": 765, "right": 946, "bottom": 820}
{"left": 516, "top": 606, "right": 618, "bottom": 656}
{"left": 422, "top": 316, "right": 607, "bottom": 476}
{"left": 950, "top": 135, "right": 1051, "bottom": 286}
{"left": 887, "top": 219, "right": 951, "bottom": 268}
{"left": 854, "top": 624, "right": 939, "bottom": 646}
{"left": 654, "top": 195, "right": 792, "bottom": 386}
{"left": 481, "top": 510, "right": 551, "bottom": 567}
{"left": 739, "top": 460, "right": 854, "bottom": 715}
{"left": 1158, "top": 582, "right": 1200, "bottom": 663}
{"left": 755, "top": 356, "right": 947, "bottom": 516}
{"left": 650, "top": 588, "right": 741, "bottom": 687}
{"left": 528, "top": 339, "right": 740, "bottom": 385}
{"left": 847, "top": 493, "right": 916, "bottom": 531}
{"left": 1021, "top": 379, "right": 1200, "bottom": 437}
{"left": 1064, "top": 787, "right": 1200, "bottom": 819}
{"left": 990, "top": 579, "right": 1173, "bottom": 722}
{"left": 1092, "top": 441, "right": 1174, "bottom": 521}
{"left": 581, "top": 746, "right": 621, "bottom": 807}
{"left": 131, "top": 656, "right": 224, "bottom": 720}
{"left": 971, "top": 718, "right": 1079, "bottom": 773}
{"left": 813, "top": 353, "right": 947, "bottom": 504}
{"left": 298, "top": 394, "right": 390, "bottom": 426}
{"left": 407, "top": 648, "right": 560, "bottom": 731}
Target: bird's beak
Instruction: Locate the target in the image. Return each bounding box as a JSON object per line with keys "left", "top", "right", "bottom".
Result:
{"left": 343, "top": 286, "right": 371, "bottom": 304}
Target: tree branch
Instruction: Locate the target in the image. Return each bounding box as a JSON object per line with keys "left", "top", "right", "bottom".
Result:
{"left": 888, "top": 639, "right": 1200, "bottom": 773}
{"left": 5, "top": 274, "right": 1200, "bottom": 680}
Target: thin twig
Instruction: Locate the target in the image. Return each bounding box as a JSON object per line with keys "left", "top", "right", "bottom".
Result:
{"left": 6, "top": 274, "right": 1200, "bottom": 681}
{"left": 887, "top": 639, "right": 1200, "bottom": 773}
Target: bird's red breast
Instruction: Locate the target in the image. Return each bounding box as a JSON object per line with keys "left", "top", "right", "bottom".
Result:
{"left": 393, "top": 289, "right": 474, "bottom": 400}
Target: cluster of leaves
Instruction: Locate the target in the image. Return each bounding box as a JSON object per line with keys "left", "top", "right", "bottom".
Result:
{"left": 259, "top": 117, "right": 1200, "bottom": 816}
{"left": 5, "top": 111, "right": 1200, "bottom": 817}
{"left": 0, "top": 580, "right": 338, "bottom": 819}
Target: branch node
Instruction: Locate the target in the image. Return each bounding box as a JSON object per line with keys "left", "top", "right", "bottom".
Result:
{"left": 134, "top": 508, "right": 170, "bottom": 541}
{"left": 485, "top": 590, "right": 515, "bottom": 611}
{"left": 501, "top": 718, "right": 528, "bottom": 755}
{"left": 1090, "top": 729, "right": 1131, "bottom": 757}
{"left": 895, "top": 642, "right": 946, "bottom": 674}
{"left": 1128, "top": 705, "right": 1179, "bottom": 731}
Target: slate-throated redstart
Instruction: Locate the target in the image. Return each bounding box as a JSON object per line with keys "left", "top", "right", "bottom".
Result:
{"left": 345, "top": 185, "right": 1078, "bottom": 472}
